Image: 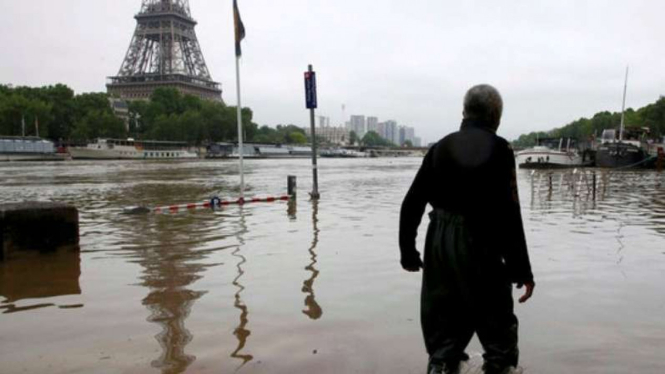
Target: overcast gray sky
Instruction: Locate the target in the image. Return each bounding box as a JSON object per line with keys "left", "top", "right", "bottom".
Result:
{"left": 1, "top": 0, "right": 663, "bottom": 143}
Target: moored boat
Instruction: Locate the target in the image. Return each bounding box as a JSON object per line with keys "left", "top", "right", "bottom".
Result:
{"left": 0, "top": 136, "right": 64, "bottom": 162}
{"left": 320, "top": 148, "right": 367, "bottom": 158}
{"left": 206, "top": 143, "right": 313, "bottom": 159}
{"left": 515, "top": 138, "right": 592, "bottom": 169}
{"left": 595, "top": 67, "right": 652, "bottom": 169}
{"left": 595, "top": 128, "right": 651, "bottom": 168}
{"left": 68, "top": 138, "right": 198, "bottom": 160}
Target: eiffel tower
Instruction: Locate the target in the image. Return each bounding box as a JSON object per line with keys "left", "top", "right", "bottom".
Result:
{"left": 107, "top": 0, "right": 222, "bottom": 102}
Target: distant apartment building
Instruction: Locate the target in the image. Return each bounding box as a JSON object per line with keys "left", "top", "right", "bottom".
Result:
{"left": 318, "top": 116, "right": 331, "bottom": 127}
{"left": 398, "top": 126, "right": 416, "bottom": 146}
{"left": 405, "top": 126, "right": 415, "bottom": 144}
{"left": 304, "top": 126, "right": 350, "bottom": 145}
{"left": 376, "top": 122, "right": 387, "bottom": 139}
{"left": 398, "top": 127, "right": 406, "bottom": 145}
{"left": 349, "top": 115, "right": 366, "bottom": 137}
{"left": 366, "top": 116, "right": 379, "bottom": 134}
{"left": 384, "top": 120, "right": 398, "bottom": 145}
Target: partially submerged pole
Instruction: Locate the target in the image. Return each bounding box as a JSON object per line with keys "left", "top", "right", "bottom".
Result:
{"left": 304, "top": 64, "right": 320, "bottom": 199}
{"left": 288, "top": 175, "right": 297, "bottom": 199}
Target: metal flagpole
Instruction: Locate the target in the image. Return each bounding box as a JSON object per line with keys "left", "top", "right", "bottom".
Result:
{"left": 619, "top": 65, "right": 629, "bottom": 141}
{"left": 235, "top": 55, "right": 245, "bottom": 199}
{"left": 233, "top": 0, "right": 246, "bottom": 200}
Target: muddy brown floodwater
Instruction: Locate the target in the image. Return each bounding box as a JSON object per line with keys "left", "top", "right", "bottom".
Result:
{"left": 1, "top": 158, "right": 664, "bottom": 374}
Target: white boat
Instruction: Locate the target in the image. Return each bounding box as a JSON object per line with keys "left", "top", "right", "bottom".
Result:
{"left": 69, "top": 138, "right": 198, "bottom": 160}
{"left": 207, "top": 143, "right": 313, "bottom": 159}
{"left": 0, "top": 136, "right": 64, "bottom": 162}
{"left": 320, "top": 148, "right": 367, "bottom": 158}
{"left": 516, "top": 138, "right": 592, "bottom": 169}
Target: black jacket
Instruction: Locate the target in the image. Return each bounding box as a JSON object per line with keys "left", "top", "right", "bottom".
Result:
{"left": 399, "top": 119, "right": 534, "bottom": 284}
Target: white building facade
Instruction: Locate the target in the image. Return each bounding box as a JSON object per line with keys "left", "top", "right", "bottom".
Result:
{"left": 304, "top": 126, "right": 350, "bottom": 145}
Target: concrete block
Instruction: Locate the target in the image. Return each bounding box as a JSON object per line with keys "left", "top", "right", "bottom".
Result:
{"left": 0, "top": 202, "right": 79, "bottom": 261}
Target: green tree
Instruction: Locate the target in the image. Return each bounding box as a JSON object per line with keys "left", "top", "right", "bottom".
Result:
{"left": 253, "top": 125, "right": 278, "bottom": 143}
{"left": 151, "top": 88, "right": 184, "bottom": 115}
{"left": 43, "top": 84, "right": 75, "bottom": 140}
{"left": 361, "top": 131, "right": 394, "bottom": 147}
{"left": 513, "top": 97, "right": 665, "bottom": 145}
{"left": 349, "top": 131, "right": 358, "bottom": 145}
{"left": 0, "top": 94, "right": 52, "bottom": 137}
{"left": 289, "top": 132, "right": 307, "bottom": 144}
{"left": 71, "top": 110, "right": 126, "bottom": 140}
{"left": 0, "top": 83, "right": 274, "bottom": 144}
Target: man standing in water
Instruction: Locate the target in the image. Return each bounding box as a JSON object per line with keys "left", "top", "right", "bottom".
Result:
{"left": 399, "top": 85, "right": 535, "bottom": 374}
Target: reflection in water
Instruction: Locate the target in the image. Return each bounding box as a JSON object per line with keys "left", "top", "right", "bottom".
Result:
{"left": 0, "top": 247, "right": 81, "bottom": 314}
{"left": 126, "top": 216, "right": 207, "bottom": 374}
{"left": 526, "top": 169, "right": 665, "bottom": 236}
{"left": 528, "top": 169, "right": 614, "bottom": 214}
{"left": 231, "top": 209, "right": 253, "bottom": 368}
{"left": 287, "top": 199, "right": 297, "bottom": 220}
{"left": 302, "top": 201, "right": 322, "bottom": 320}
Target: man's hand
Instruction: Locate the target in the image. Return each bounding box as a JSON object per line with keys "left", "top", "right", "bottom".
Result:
{"left": 401, "top": 256, "right": 423, "bottom": 272}
{"left": 516, "top": 281, "right": 535, "bottom": 303}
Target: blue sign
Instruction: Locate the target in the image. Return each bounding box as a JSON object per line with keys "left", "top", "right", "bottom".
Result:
{"left": 305, "top": 71, "right": 317, "bottom": 109}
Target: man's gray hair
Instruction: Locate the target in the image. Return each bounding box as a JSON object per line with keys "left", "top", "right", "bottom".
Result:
{"left": 463, "top": 84, "right": 503, "bottom": 127}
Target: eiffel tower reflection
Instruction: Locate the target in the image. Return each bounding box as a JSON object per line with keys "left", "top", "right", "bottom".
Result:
{"left": 125, "top": 215, "right": 207, "bottom": 374}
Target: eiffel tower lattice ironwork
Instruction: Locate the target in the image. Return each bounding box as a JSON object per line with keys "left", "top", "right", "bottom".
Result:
{"left": 107, "top": 0, "right": 222, "bottom": 102}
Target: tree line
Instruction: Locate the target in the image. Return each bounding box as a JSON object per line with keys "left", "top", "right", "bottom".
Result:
{"left": 513, "top": 96, "right": 665, "bottom": 148}
{"left": 0, "top": 84, "right": 308, "bottom": 145}
{"left": 0, "top": 84, "right": 125, "bottom": 141}
{"left": 358, "top": 131, "right": 398, "bottom": 147}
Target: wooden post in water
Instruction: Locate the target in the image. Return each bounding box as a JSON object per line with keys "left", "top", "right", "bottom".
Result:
{"left": 592, "top": 172, "right": 597, "bottom": 200}
{"left": 559, "top": 173, "right": 565, "bottom": 196}
{"left": 530, "top": 170, "right": 536, "bottom": 196}
{"left": 288, "top": 175, "right": 297, "bottom": 199}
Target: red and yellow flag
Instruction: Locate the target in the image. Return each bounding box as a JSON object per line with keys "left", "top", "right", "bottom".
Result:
{"left": 233, "top": 0, "right": 246, "bottom": 57}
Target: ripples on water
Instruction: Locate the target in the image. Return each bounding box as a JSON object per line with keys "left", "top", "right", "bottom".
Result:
{"left": 1, "top": 159, "right": 664, "bottom": 374}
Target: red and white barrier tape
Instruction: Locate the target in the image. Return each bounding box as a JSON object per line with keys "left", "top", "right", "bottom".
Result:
{"left": 152, "top": 195, "right": 291, "bottom": 214}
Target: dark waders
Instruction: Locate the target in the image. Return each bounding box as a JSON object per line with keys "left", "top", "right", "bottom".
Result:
{"left": 421, "top": 209, "right": 518, "bottom": 373}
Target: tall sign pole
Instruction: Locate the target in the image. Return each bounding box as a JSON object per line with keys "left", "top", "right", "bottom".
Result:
{"left": 305, "top": 64, "right": 320, "bottom": 199}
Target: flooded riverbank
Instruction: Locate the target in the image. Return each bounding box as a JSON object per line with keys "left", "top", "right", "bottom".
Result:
{"left": 1, "top": 159, "right": 664, "bottom": 373}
